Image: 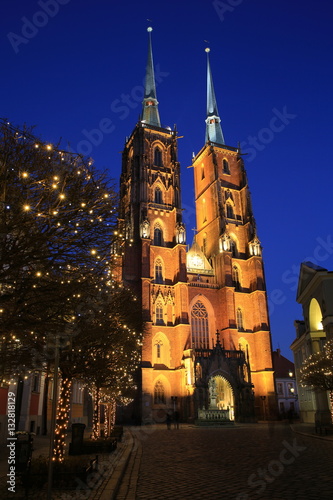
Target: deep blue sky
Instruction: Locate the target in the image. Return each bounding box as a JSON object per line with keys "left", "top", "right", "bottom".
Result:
{"left": 2, "top": 0, "right": 333, "bottom": 360}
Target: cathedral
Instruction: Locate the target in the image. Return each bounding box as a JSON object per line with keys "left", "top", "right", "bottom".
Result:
{"left": 116, "top": 28, "right": 276, "bottom": 424}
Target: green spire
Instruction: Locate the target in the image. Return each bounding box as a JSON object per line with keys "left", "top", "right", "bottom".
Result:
{"left": 205, "top": 48, "right": 224, "bottom": 145}
{"left": 141, "top": 27, "right": 161, "bottom": 127}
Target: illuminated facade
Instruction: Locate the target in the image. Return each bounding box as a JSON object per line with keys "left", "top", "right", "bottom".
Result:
{"left": 117, "top": 29, "right": 276, "bottom": 423}
{"left": 291, "top": 262, "right": 333, "bottom": 423}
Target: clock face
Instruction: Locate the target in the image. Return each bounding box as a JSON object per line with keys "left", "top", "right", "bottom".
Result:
{"left": 192, "top": 254, "right": 204, "bottom": 268}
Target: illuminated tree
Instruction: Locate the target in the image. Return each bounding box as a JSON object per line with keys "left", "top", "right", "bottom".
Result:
{"left": 300, "top": 339, "right": 333, "bottom": 423}
{"left": 0, "top": 120, "right": 117, "bottom": 376}
{"left": 63, "top": 285, "right": 143, "bottom": 442}
{"left": 0, "top": 120, "right": 143, "bottom": 461}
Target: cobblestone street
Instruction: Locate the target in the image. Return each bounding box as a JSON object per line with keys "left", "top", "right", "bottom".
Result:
{"left": 127, "top": 423, "right": 333, "bottom": 500}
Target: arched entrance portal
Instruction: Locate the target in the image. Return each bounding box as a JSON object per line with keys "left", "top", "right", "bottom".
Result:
{"left": 209, "top": 375, "right": 235, "bottom": 420}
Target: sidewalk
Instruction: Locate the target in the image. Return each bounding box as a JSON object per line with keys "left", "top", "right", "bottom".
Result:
{"left": 0, "top": 422, "right": 332, "bottom": 499}
{"left": 290, "top": 421, "right": 333, "bottom": 441}
{"left": 0, "top": 429, "right": 135, "bottom": 499}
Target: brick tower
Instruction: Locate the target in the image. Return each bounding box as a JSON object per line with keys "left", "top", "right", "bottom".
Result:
{"left": 117, "top": 31, "right": 276, "bottom": 423}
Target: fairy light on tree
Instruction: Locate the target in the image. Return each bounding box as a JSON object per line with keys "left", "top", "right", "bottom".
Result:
{"left": 300, "top": 339, "right": 333, "bottom": 423}
{"left": 0, "top": 120, "right": 143, "bottom": 463}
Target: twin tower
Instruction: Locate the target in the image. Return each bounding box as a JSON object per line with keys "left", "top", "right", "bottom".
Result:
{"left": 116, "top": 28, "right": 276, "bottom": 423}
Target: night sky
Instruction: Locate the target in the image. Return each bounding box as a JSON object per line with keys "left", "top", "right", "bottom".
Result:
{"left": 2, "top": 0, "right": 333, "bottom": 360}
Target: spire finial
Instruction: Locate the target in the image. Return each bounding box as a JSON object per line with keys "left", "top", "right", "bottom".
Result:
{"left": 205, "top": 48, "right": 225, "bottom": 145}
{"left": 141, "top": 27, "right": 161, "bottom": 127}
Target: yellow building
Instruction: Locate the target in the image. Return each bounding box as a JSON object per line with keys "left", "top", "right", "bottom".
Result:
{"left": 291, "top": 262, "right": 333, "bottom": 423}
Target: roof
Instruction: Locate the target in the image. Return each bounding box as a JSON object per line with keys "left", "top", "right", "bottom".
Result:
{"left": 272, "top": 349, "right": 295, "bottom": 378}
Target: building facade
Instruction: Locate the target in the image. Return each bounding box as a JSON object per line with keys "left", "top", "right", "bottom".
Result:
{"left": 291, "top": 262, "right": 333, "bottom": 423}
{"left": 116, "top": 29, "right": 276, "bottom": 424}
{"left": 272, "top": 349, "right": 299, "bottom": 418}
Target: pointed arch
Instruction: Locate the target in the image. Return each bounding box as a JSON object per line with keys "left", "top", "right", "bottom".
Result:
{"left": 223, "top": 158, "right": 230, "bottom": 174}
{"left": 191, "top": 300, "right": 210, "bottom": 349}
{"left": 238, "top": 336, "right": 250, "bottom": 360}
{"left": 229, "top": 234, "right": 239, "bottom": 257}
{"left": 153, "top": 380, "right": 166, "bottom": 404}
{"left": 155, "top": 300, "right": 164, "bottom": 325}
{"left": 189, "top": 295, "right": 216, "bottom": 349}
{"left": 202, "top": 198, "right": 207, "bottom": 223}
{"left": 154, "top": 186, "right": 163, "bottom": 204}
{"left": 236, "top": 308, "right": 244, "bottom": 331}
{"left": 226, "top": 202, "right": 234, "bottom": 219}
{"left": 152, "top": 332, "right": 171, "bottom": 366}
{"left": 153, "top": 224, "right": 163, "bottom": 246}
{"left": 232, "top": 264, "right": 241, "bottom": 290}
{"left": 210, "top": 375, "right": 234, "bottom": 418}
{"left": 154, "top": 147, "right": 163, "bottom": 167}
{"left": 202, "top": 232, "right": 207, "bottom": 255}
{"left": 155, "top": 257, "right": 164, "bottom": 284}
{"left": 225, "top": 189, "right": 234, "bottom": 202}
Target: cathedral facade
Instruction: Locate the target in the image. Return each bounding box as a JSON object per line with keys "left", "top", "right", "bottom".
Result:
{"left": 116, "top": 29, "right": 276, "bottom": 423}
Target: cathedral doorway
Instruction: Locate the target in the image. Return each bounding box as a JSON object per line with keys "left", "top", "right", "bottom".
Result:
{"left": 209, "top": 375, "right": 235, "bottom": 420}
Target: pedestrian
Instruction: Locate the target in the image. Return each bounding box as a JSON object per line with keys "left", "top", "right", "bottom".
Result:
{"left": 287, "top": 408, "right": 294, "bottom": 424}
{"left": 173, "top": 410, "right": 180, "bottom": 429}
{"left": 166, "top": 411, "right": 172, "bottom": 430}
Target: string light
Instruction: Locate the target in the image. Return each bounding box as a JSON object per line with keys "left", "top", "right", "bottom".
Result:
{"left": 0, "top": 119, "right": 142, "bottom": 461}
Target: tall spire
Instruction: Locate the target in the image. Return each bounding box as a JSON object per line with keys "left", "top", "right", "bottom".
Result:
{"left": 205, "top": 48, "right": 224, "bottom": 145}
{"left": 141, "top": 27, "right": 161, "bottom": 127}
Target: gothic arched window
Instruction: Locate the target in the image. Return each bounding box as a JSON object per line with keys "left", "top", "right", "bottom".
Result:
{"left": 226, "top": 203, "right": 234, "bottom": 219}
{"left": 154, "top": 186, "right": 162, "bottom": 204}
{"left": 155, "top": 259, "right": 163, "bottom": 283}
{"left": 232, "top": 265, "right": 241, "bottom": 290}
{"left": 230, "top": 239, "right": 238, "bottom": 257}
{"left": 223, "top": 159, "right": 230, "bottom": 174}
{"left": 236, "top": 308, "right": 244, "bottom": 331}
{"left": 154, "top": 380, "right": 166, "bottom": 404}
{"left": 154, "top": 227, "right": 163, "bottom": 246}
{"left": 156, "top": 301, "right": 164, "bottom": 325}
{"left": 191, "top": 300, "right": 209, "bottom": 349}
{"left": 202, "top": 198, "right": 207, "bottom": 223}
{"left": 154, "top": 147, "right": 162, "bottom": 167}
{"left": 225, "top": 190, "right": 233, "bottom": 201}
{"left": 202, "top": 234, "right": 207, "bottom": 255}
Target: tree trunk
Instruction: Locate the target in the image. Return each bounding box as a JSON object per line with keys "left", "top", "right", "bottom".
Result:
{"left": 92, "top": 386, "right": 101, "bottom": 439}
{"left": 53, "top": 376, "right": 72, "bottom": 462}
